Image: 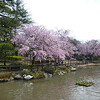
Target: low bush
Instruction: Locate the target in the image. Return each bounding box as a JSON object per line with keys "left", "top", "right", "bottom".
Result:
{"left": 6, "top": 56, "right": 23, "bottom": 61}
{"left": 59, "top": 66, "right": 67, "bottom": 70}
{"left": 64, "top": 68, "right": 70, "bottom": 72}
{"left": 55, "top": 69, "right": 61, "bottom": 72}
{"left": 43, "top": 67, "right": 54, "bottom": 74}
{"left": 21, "top": 69, "right": 31, "bottom": 75}
{"left": 31, "top": 71, "right": 44, "bottom": 79}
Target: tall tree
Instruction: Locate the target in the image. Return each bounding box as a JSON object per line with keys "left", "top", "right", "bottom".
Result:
{"left": 0, "top": 0, "right": 32, "bottom": 42}
{"left": 13, "top": 24, "right": 77, "bottom": 65}
{"left": 11, "top": 0, "right": 32, "bottom": 24}
{"left": 77, "top": 40, "right": 100, "bottom": 62}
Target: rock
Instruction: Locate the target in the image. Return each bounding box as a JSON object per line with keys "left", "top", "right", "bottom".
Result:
{"left": 14, "top": 74, "right": 23, "bottom": 80}
{"left": 0, "top": 79, "right": 10, "bottom": 82}
{"left": 44, "top": 73, "right": 53, "bottom": 78}
{"left": 48, "top": 74, "right": 52, "bottom": 78}
{"left": 10, "top": 76, "right": 14, "bottom": 80}
{"left": 58, "top": 71, "right": 64, "bottom": 75}
{"left": 54, "top": 71, "right": 66, "bottom": 75}
{"left": 57, "top": 71, "right": 66, "bottom": 75}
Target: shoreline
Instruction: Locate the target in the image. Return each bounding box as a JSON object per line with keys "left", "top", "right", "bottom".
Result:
{"left": 0, "top": 62, "right": 100, "bottom": 83}
{"left": 76, "top": 62, "right": 100, "bottom": 68}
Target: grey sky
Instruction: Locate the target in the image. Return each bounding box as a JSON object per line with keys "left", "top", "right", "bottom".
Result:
{"left": 24, "top": 0, "right": 100, "bottom": 41}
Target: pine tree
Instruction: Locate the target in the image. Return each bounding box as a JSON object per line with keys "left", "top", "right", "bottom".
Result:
{"left": 13, "top": 0, "right": 32, "bottom": 24}
{"left": 0, "top": 0, "right": 32, "bottom": 42}
{"left": 0, "top": 0, "right": 32, "bottom": 64}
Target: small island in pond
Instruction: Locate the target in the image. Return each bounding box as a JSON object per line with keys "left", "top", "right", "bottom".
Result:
{"left": 76, "top": 81, "right": 94, "bottom": 87}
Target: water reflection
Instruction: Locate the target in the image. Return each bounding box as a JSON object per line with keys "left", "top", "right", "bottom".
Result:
{"left": 0, "top": 66, "right": 100, "bottom": 100}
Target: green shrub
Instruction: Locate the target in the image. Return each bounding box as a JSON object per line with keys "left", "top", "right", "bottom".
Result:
{"left": 35, "top": 59, "right": 41, "bottom": 64}
{"left": 31, "top": 71, "right": 44, "bottom": 79}
{"left": 0, "top": 68, "right": 6, "bottom": 71}
{"left": 59, "top": 66, "right": 67, "bottom": 70}
{"left": 55, "top": 69, "right": 61, "bottom": 72}
{"left": 6, "top": 56, "right": 23, "bottom": 61}
{"left": 64, "top": 68, "right": 70, "bottom": 72}
{"left": 21, "top": 69, "right": 31, "bottom": 75}
{"left": 43, "top": 67, "right": 54, "bottom": 74}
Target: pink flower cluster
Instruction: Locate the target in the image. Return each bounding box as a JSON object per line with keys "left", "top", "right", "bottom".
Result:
{"left": 77, "top": 40, "right": 100, "bottom": 57}
{"left": 13, "top": 24, "right": 76, "bottom": 60}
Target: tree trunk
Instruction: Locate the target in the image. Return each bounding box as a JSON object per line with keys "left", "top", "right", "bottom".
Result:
{"left": 4, "top": 52, "right": 6, "bottom": 66}
{"left": 32, "top": 56, "right": 35, "bottom": 65}
{"left": 31, "top": 56, "right": 36, "bottom": 71}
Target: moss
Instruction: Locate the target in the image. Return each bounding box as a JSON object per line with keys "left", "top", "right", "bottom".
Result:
{"left": 76, "top": 81, "right": 94, "bottom": 87}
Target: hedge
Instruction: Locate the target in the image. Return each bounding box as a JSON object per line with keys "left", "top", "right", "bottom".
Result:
{"left": 6, "top": 56, "right": 23, "bottom": 61}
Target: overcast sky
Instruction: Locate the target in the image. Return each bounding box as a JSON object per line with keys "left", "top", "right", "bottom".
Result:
{"left": 23, "top": 0, "right": 100, "bottom": 42}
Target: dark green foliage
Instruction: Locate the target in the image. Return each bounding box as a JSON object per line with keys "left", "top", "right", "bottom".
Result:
{"left": 0, "top": 42, "right": 14, "bottom": 65}
{"left": 0, "top": 42, "right": 14, "bottom": 55}
{"left": 0, "top": 17, "right": 19, "bottom": 42}
{"left": 57, "top": 66, "right": 70, "bottom": 72}
{"left": 44, "top": 67, "right": 54, "bottom": 74}
{"left": 0, "top": 0, "right": 32, "bottom": 42}
{"left": 21, "top": 69, "right": 31, "bottom": 75}
{"left": 69, "top": 38, "right": 80, "bottom": 46}
{"left": 13, "top": 0, "right": 32, "bottom": 24}
{"left": 58, "top": 66, "right": 66, "bottom": 70}
{"left": 6, "top": 56, "right": 23, "bottom": 61}
{"left": 31, "top": 71, "right": 44, "bottom": 79}
{"left": 35, "top": 59, "right": 49, "bottom": 64}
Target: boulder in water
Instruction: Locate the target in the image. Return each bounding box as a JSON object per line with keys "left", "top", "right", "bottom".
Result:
{"left": 14, "top": 74, "right": 23, "bottom": 80}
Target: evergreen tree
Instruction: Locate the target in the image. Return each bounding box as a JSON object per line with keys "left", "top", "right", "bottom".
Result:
{"left": 0, "top": 0, "right": 32, "bottom": 64}
{"left": 0, "top": 42, "right": 14, "bottom": 65}
{"left": 0, "top": 0, "right": 32, "bottom": 42}
{"left": 13, "top": 0, "right": 32, "bottom": 24}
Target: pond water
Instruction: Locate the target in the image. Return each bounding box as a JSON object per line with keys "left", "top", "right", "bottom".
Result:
{"left": 0, "top": 66, "right": 100, "bottom": 100}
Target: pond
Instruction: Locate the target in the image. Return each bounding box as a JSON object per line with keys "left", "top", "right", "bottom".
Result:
{"left": 0, "top": 66, "right": 100, "bottom": 100}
